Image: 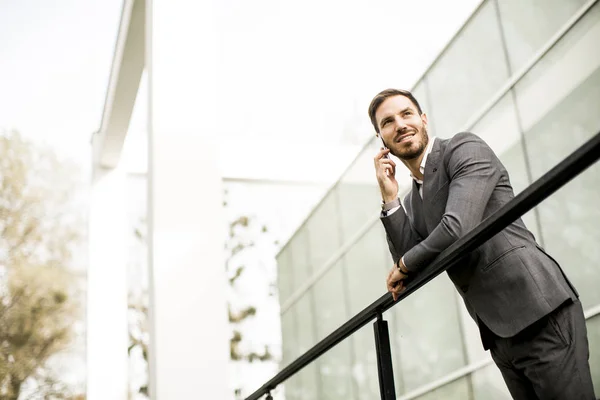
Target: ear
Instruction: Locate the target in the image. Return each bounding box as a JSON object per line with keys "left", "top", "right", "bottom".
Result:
{"left": 420, "top": 112, "right": 429, "bottom": 128}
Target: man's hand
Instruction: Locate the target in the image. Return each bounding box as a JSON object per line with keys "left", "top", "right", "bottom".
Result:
{"left": 374, "top": 148, "right": 399, "bottom": 203}
{"left": 387, "top": 259, "right": 409, "bottom": 301}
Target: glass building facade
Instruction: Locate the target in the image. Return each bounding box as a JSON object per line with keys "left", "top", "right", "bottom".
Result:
{"left": 276, "top": 0, "right": 600, "bottom": 398}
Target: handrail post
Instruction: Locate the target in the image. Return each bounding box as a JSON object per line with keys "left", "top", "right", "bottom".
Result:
{"left": 374, "top": 312, "right": 396, "bottom": 400}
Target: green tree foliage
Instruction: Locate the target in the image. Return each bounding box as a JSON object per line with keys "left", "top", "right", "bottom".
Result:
{"left": 0, "top": 130, "right": 83, "bottom": 400}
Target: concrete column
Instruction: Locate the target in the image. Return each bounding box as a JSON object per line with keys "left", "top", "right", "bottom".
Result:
{"left": 146, "top": 0, "right": 231, "bottom": 398}
{"left": 87, "top": 167, "right": 129, "bottom": 400}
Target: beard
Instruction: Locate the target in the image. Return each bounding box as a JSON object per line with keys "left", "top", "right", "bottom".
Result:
{"left": 390, "top": 126, "right": 429, "bottom": 160}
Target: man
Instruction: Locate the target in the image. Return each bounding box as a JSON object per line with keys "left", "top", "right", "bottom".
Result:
{"left": 370, "top": 88, "right": 595, "bottom": 399}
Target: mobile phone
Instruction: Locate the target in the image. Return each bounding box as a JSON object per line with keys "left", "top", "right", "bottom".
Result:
{"left": 380, "top": 136, "right": 390, "bottom": 159}
{"left": 380, "top": 136, "right": 391, "bottom": 176}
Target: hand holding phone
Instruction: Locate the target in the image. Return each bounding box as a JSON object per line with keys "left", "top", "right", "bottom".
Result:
{"left": 375, "top": 136, "right": 398, "bottom": 202}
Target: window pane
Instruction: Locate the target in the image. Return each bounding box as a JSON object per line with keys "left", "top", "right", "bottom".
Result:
{"left": 295, "top": 292, "right": 316, "bottom": 354}
{"left": 305, "top": 190, "right": 343, "bottom": 273}
{"left": 385, "top": 312, "right": 406, "bottom": 396}
{"left": 471, "top": 93, "right": 522, "bottom": 180}
{"left": 389, "top": 275, "right": 467, "bottom": 392}
{"left": 337, "top": 138, "right": 382, "bottom": 236}
{"left": 280, "top": 309, "right": 298, "bottom": 366}
{"left": 281, "top": 298, "right": 319, "bottom": 399}
{"left": 351, "top": 323, "right": 380, "bottom": 400}
{"left": 472, "top": 364, "right": 512, "bottom": 400}
{"left": 427, "top": 1, "right": 510, "bottom": 138}
{"left": 313, "top": 260, "right": 349, "bottom": 341}
{"left": 413, "top": 377, "right": 470, "bottom": 400}
{"left": 296, "top": 363, "right": 319, "bottom": 400}
{"left": 514, "top": 2, "right": 600, "bottom": 134}
{"left": 516, "top": 2, "right": 600, "bottom": 309}
{"left": 317, "top": 340, "right": 354, "bottom": 399}
{"left": 283, "top": 372, "right": 302, "bottom": 400}
{"left": 471, "top": 92, "right": 542, "bottom": 243}
{"left": 497, "top": 0, "right": 587, "bottom": 72}
{"left": 276, "top": 247, "right": 294, "bottom": 305}
{"left": 288, "top": 226, "right": 311, "bottom": 285}
{"left": 344, "top": 223, "right": 391, "bottom": 315}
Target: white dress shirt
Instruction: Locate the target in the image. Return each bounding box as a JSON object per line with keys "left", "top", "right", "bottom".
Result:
{"left": 387, "top": 136, "right": 436, "bottom": 212}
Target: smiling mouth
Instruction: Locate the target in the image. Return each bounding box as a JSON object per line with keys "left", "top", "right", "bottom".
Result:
{"left": 396, "top": 132, "right": 415, "bottom": 143}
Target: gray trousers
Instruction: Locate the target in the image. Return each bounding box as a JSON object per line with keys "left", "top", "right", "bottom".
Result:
{"left": 490, "top": 299, "right": 596, "bottom": 399}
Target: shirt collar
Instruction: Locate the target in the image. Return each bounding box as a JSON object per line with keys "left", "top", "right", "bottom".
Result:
{"left": 410, "top": 136, "right": 436, "bottom": 183}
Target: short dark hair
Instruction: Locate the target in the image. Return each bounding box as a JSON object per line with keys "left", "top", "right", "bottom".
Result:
{"left": 368, "top": 88, "right": 423, "bottom": 133}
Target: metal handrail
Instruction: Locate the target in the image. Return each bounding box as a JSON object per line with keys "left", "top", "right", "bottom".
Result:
{"left": 245, "top": 131, "right": 600, "bottom": 400}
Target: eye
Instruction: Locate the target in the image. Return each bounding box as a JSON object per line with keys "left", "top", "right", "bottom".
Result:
{"left": 403, "top": 111, "right": 413, "bottom": 117}
{"left": 381, "top": 119, "right": 390, "bottom": 127}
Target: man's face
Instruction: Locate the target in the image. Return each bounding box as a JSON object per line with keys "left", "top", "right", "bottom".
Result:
{"left": 375, "top": 95, "right": 429, "bottom": 160}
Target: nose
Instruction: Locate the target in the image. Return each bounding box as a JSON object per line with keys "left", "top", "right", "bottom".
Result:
{"left": 394, "top": 116, "right": 408, "bottom": 132}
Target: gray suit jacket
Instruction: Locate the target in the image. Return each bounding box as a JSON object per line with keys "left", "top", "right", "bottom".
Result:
{"left": 381, "top": 132, "right": 577, "bottom": 342}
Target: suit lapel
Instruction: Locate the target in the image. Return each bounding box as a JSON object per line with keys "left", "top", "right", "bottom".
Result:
{"left": 422, "top": 138, "right": 443, "bottom": 234}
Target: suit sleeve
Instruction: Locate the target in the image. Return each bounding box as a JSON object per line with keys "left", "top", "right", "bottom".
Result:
{"left": 402, "top": 133, "right": 502, "bottom": 272}
{"left": 381, "top": 198, "right": 423, "bottom": 265}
